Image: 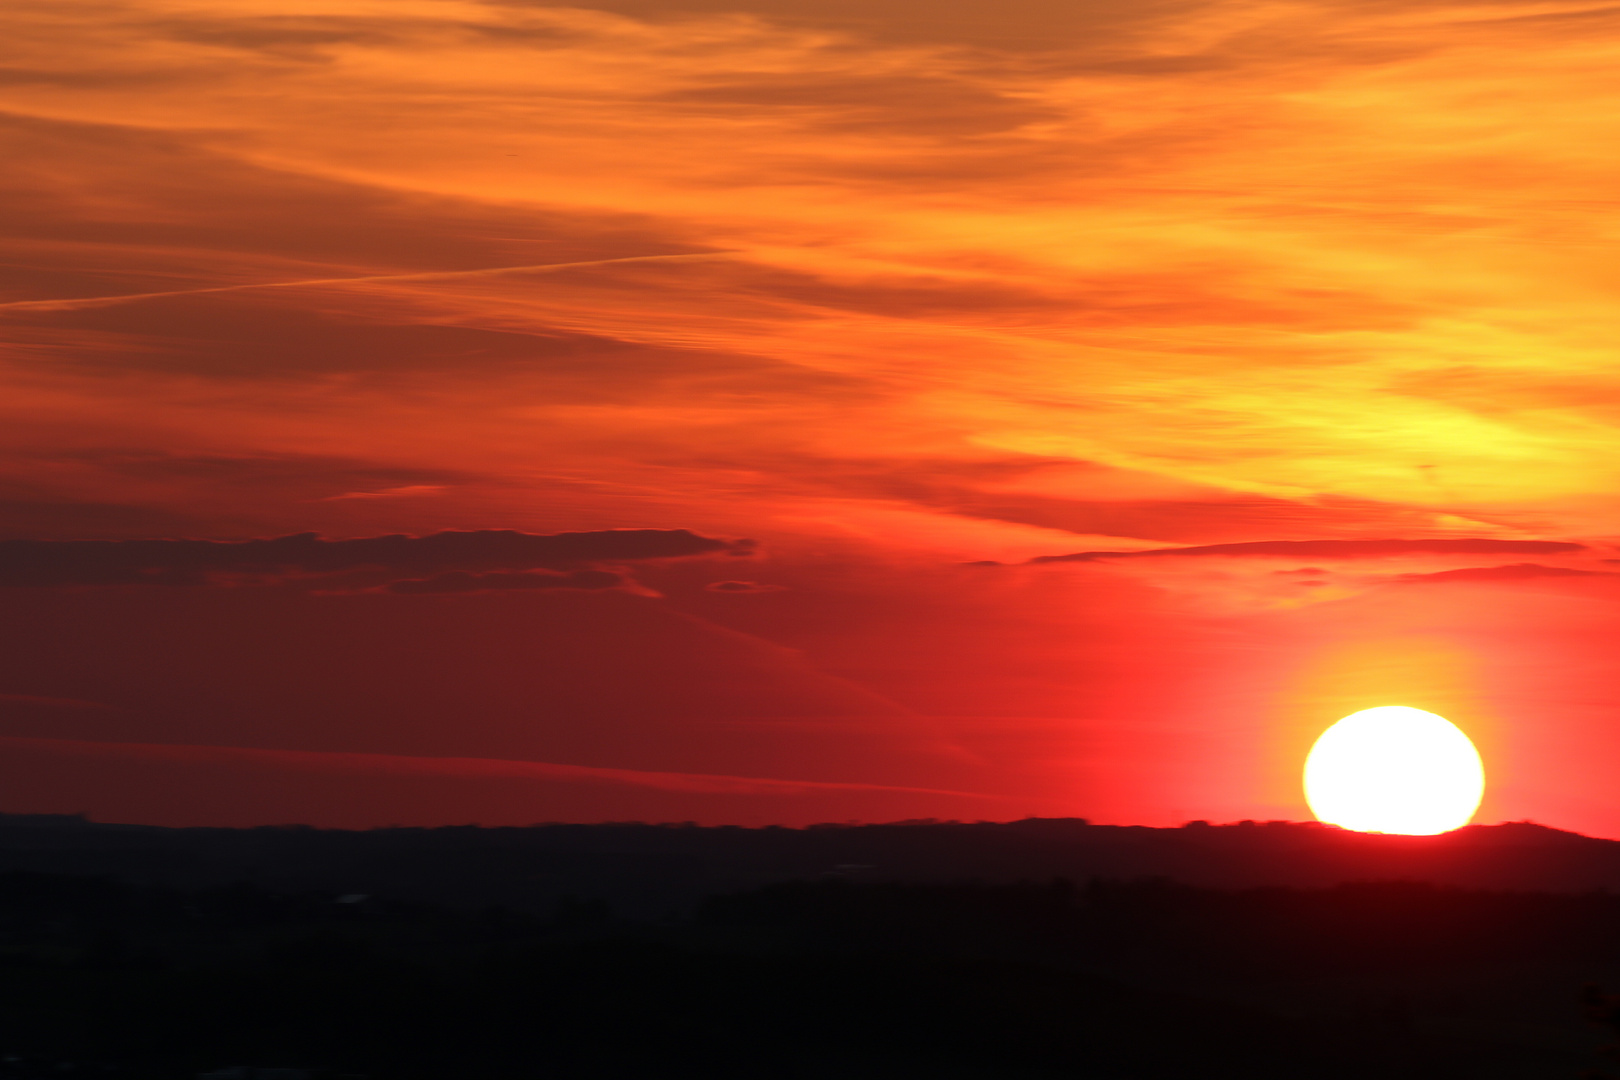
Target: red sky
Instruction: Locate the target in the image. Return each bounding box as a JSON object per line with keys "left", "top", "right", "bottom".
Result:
{"left": 4, "top": 0, "right": 1620, "bottom": 833}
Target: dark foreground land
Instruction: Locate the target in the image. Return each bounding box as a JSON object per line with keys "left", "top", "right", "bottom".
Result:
{"left": 0, "top": 816, "right": 1617, "bottom": 1079}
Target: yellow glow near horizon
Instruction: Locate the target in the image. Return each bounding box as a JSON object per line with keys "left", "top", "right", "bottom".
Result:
{"left": 1303, "top": 706, "right": 1484, "bottom": 835}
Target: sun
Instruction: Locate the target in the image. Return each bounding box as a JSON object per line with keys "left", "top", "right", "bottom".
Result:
{"left": 1303, "top": 706, "right": 1484, "bottom": 835}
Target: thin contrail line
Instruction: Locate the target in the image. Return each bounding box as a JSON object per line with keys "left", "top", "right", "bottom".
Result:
{"left": 0, "top": 251, "right": 738, "bottom": 313}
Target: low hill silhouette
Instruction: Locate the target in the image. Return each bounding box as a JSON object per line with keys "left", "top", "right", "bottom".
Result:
{"left": 0, "top": 814, "right": 1612, "bottom": 916}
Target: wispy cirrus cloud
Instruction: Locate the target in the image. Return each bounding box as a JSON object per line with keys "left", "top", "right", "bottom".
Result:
{"left": 7, "top": 0, "right": 1620, "bottom": 551}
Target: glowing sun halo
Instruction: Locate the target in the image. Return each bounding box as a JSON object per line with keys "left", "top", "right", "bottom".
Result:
{"left": 1303, "top": 706, "right": 1485, "bottom": 835}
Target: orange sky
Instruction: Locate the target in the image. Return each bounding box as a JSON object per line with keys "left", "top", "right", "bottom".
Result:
{"left": 5, "top": 0, "right": 1620, "bottom": 833}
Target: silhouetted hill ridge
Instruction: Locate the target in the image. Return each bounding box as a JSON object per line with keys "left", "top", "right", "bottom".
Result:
{"left": 0, "top": 814, "right": 1612, "bottom": 915}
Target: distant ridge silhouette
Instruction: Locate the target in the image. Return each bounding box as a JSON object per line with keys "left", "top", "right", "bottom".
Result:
{"left": 0, "top": 814, "right": 1612, "bottom": 915}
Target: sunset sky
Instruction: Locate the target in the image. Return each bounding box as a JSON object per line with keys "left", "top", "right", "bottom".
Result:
{"left": 5, "top": 0, "right": 1620, "bottom": 833}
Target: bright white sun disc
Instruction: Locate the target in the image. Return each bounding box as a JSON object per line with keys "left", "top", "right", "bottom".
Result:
{"left": 1303, "top": 706, "right": 1484, "bottom": 835}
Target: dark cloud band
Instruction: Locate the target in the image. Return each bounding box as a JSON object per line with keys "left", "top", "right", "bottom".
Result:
{"left": 0, "top": 529, "right": 749, "bottom": 587}
{"left": 1027, "top": 538, "right": 1586, "bottom": 564}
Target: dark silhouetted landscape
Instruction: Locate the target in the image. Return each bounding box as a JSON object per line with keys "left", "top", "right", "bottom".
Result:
{"left": 0, "top": 815, "right": 1615, "bottom": 1078}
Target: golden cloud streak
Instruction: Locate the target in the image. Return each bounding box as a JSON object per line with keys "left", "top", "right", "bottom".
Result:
{"left": 5, "top": 0, "right": 1620, "bottom": 536}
